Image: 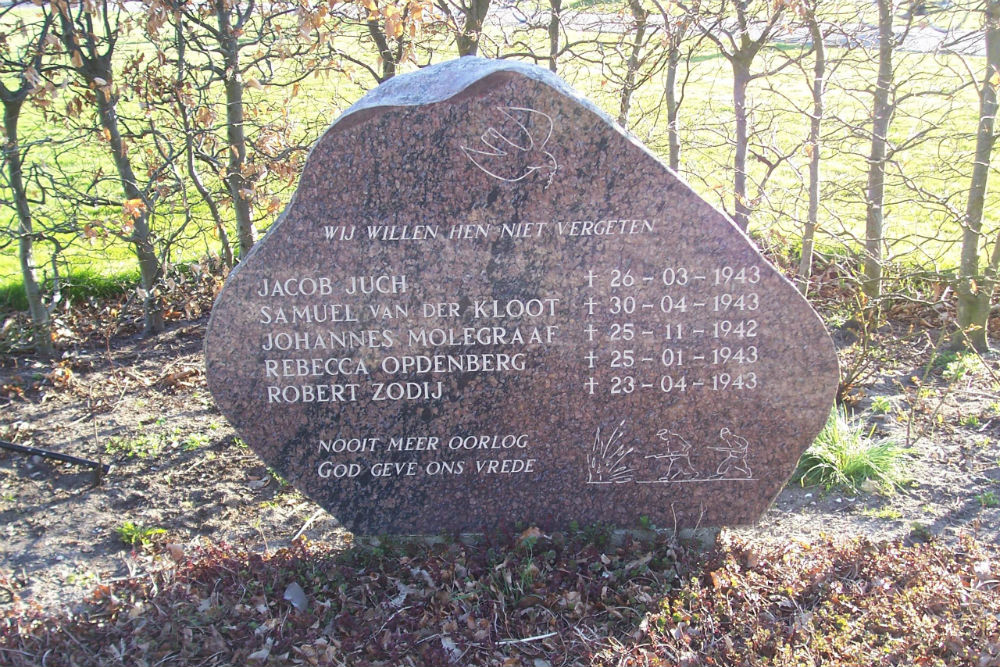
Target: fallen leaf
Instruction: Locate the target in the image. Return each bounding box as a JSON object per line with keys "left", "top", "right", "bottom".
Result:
{"left": 247, "top": 639, "right": 272, "bottom": 662}
{"left": 518, "top": 526, "right": 542, "bottom": 547}
{"left": 283, "top": 581, "right": 308, "bottom": 611}
{"left": 166, "top": 543, "right": 184, "bottom": 563}
{"left": 441, "top": 636, "right": 462, "bottom": 662}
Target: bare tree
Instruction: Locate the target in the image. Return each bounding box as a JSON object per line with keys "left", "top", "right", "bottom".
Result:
{"left": 692, "top": 0, "right": 802, "bottom": 230}
{"left": 493, "top": 1, "right": 604, "bottom": 80}
{"left": 153, "top": 0, "right": 337, "bottom": 259}
{"left": 436, "top": 0, "right": 492, "bottom": 56}
{"left": 611, "top": 0, "right": 667, "bottom": 128}
{"left": 797, "top": 0, "right": 825, "bottom": 285}
{"left": 955, "top": 0, "right": 1000, "bottom": 351}
{"left": 172, "top": 14, "right": 233, "bottom": 268}
{"left": 55, "top": 0, "right": 165, "bottom": 333}
{"left": 548, "top": 0, "right": 562, "bottom": 72}
{"left": 791, "top": 0, "right": 860, "bottom": 286}
{"left": 582, "top": 1, "right": 672, "bottom": 130}
{"left": 651, "top": 0, "right": 696, "bottom": 172}
{"left": 337, "top": 0, "right": 434, "bottom": 82}
{"left": 823, "top": 2, "right": 961, "bottom": 303}
{"left": 862, "top": 0, "right": 895, "bottom": 298}
{"left": 0, "top": 2, "right": 56, "bottom": 355}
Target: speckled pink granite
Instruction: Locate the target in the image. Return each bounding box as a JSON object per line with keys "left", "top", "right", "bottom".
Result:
{"left": 204, "top": 57, "right": 839, "bottom": 535}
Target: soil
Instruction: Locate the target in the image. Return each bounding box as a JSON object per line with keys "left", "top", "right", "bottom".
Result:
{"left": 1, "top": 307, "right": 999, "bottom": 615}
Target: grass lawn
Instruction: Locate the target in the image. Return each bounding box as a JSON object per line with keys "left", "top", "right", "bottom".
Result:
{"left": 0, "top": 3, "right": 991, "bottom": 307}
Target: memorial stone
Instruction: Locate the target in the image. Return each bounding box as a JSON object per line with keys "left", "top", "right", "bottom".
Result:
{"left": 204, "top": 57, "right": 839, "bottom": 534}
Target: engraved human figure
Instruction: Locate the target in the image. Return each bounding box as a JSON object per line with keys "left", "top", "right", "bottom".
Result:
{"left": 645, "top": 429, "right": 697, "bottom": 480}
{"left": 711, "top": 427, "right": 752, "bottom": 479}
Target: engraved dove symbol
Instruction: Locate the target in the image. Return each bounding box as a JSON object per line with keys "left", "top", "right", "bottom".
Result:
{"left": 460, "top": 106, "right": 558, "bottom": 185}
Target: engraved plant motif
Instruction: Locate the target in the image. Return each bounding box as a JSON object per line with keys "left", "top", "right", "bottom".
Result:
{"left": 587, "top": 420, "right": 634, "bottom": 484}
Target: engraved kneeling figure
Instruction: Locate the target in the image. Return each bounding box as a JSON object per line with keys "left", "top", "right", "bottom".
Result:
{"left": 710, "top": 427, "right": 752, "bottom": 479}
{"left": 645, "top": 429, "right": 698, "bottom": 481}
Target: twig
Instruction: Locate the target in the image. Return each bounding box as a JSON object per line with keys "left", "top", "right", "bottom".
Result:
{"left": 0, "top": 648, "right": 37, "bottom": 658}
{"left": 292, "top": 509, "right": 324, "bottom": 542}
{"left": 0, "top": 439, "right": 111, "bottom": 474}
{"left": 497, "top": 631, "right": 557, "bottom": 645}
{"left": 59, "top": 627, "right": 96, "bottom": 658}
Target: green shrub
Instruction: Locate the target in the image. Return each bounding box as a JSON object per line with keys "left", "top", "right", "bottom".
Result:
{"left": 976, "top": 491, "right": 999, "bottom": 508}
{"left": 105, "top": 434, "right": 162, "bottom": 459}
{"left": 942, "top": 353, "right": 981, "bottom": 382}
{"left": 116, "top": 521, "right": 166, "bottom": 547}
{"left": 870, "top": 396, "right": 892, "bottom": 414}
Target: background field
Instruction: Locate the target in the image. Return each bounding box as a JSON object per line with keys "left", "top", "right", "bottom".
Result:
{"left": 0, "top": 0, "right": 991, "bottom": 311}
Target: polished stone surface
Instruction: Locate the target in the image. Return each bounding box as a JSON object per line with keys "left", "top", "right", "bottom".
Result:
{"left": 205, "top": 57, "right": 839, "bottom": 534}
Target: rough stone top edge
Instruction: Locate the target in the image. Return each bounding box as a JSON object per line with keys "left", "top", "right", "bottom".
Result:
{"left": 320, "top": 55, "right": 769, "bottom": 280}
{"left": 335, "top": 56, "right": 597, "bottom": 127}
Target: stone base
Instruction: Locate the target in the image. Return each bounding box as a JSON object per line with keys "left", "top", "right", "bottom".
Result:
{"left": 350, "top": 526, "right": 720, "bottom": 551}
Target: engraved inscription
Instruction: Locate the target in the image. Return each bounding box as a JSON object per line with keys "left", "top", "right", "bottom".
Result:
{"left": 254, "top": 219, "right": 776, "bottom": 487}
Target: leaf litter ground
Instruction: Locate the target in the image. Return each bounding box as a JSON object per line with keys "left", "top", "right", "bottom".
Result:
{"left": 0, "top": 264, "right": 999, "bottom": 665}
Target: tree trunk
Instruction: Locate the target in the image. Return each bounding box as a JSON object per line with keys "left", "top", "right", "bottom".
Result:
{"left": 4, "top": 98, "right": 54, "bottom": 356}
{"left": 665, "top": 44, "right": 681, "bottom": 172}
{"left": 57, "top": 10, "right": 163, "bottom": 333}
{"left": 798, "top": 12, "right": 825, "bottom": 287}
{"left": 450, "top": 0, "right": 491, "bottom": 56}
{"left": 217, "top": 2, "right": 256, "bottom": 258}
{"left": 95, "top": 86, "right": 164, "bottom": 334}
{"left": 732, "top": 57, "right": 752, "bottom": 230}
{"left": 547, "top": 0, "right": 561, "bottom": 73}
{"left": 617, "top": 0, "right": 648, "bottom": 128}
{"left": 175, "top": 19, "right": 233, "bottom": 268}
{"left": 954, "top": 0, "right": 1000, "bottom": 351}
{"left": 185, "top": 116, "right": 234, "bottom": 268}
{"left": 863, "top": 0, "right": 893, "bottom": 299}
{"left": 366, "top": 18, "right": 398, "bottom": 80}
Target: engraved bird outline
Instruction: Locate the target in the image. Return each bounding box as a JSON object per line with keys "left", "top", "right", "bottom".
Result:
{"left": 460, "top": 106, "right": 558, "bottom": 184}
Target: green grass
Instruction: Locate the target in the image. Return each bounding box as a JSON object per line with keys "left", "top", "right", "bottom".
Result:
{"left": 861, "top": 506, "right": 903, "bottom": 520}
{"left": 977, "top": 491, "right": 999, "bottom": 508}
{"left": 0, "top": 4, "right": 991, "bottom": 305}
{"left": 795, "top": 407, "right": 910, "bottom": 495}
{"left": 182, "top": 433, "right": 211, "bottom": 451}
{"left": 960, "top": 414, "right": 981, "bottom": 428}
{"left": 105, "top": 433, "right": 163, "bottom": 459}
{"left": 0, "top": 266, "right": 139, "bottom": 310}
{"left": 568, "top": 0, "right": 619, "bottom": 10}
{"left": 943, "top": 354, "right": 982, "bottom": 382}
{"left": 870, "top": 396, "right": 893, "bottom": 414}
